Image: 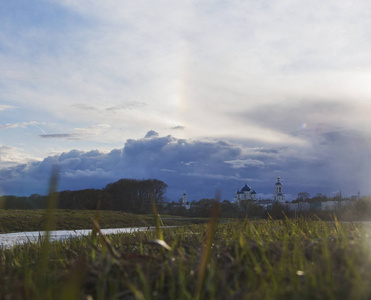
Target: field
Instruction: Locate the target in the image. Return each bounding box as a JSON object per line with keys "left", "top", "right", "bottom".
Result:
{"left": 1, "top": 208, "right": 371, "bottom": 299}
{"left": 0, "top": 209, "right": 203, "bottom": 233}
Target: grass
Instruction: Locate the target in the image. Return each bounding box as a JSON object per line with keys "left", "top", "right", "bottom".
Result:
{"left": 1, "top": 175, "right": 370, "bottom": 299}
{"left": 1, "top": 215, "right": 370, "bottom": 299}
{"left": 0, "top": 209, "right": 206, "bottom": 233}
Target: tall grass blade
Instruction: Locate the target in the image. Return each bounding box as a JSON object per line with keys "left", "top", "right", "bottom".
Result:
{"left": 149, "top": 239, "right": 171, "bottom": 251}
{"left": 91, "top": 204, "right": 101, "bottom": 261}
{"left": 334, "top": 214, "right": 341, "bottom": 234}
{"left": 92, "top": 219, "right": 121, "bottom": 259}
{"left": 37, "top": 165, "right": 59, "bottom": 297}
{"left": 44, "top": 165, "right": 60, "bottom": 233}
{"left": 56, "top": 260, "right": 87, "bottom": 300}
{"left": 41, "top": 165, "right": 59, "bottom": 263}
{"left": 126, "top": 282, "right": 146, "bottom": 300}
{"left": 195, "top": 195, "right": 220, "bottom": 300}
{"left": 0, "top": 196, "right": 4, "bottom": 209}
{"left": 151, "top": 195, "right": 164, "bottom": 241}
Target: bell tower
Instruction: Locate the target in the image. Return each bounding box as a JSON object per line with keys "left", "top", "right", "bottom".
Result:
{"left": 273, "top": 176, "right": 285, "bottom": 201}
{"left": 182, "top": 191, "right": 187, "bottom": 205}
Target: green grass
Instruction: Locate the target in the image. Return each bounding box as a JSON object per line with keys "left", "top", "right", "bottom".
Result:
{"left": 1, "top": 217, "right": 370, "bottom": 299}
{"left": 0, "top": 209, "right": 205, "bottom": 233}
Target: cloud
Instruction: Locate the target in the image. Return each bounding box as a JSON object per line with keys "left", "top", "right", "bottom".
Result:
{"left": 106, "top": 102, "right": 146, "bottom": 112}
{"left": 64, "top": 168, "right": 113, "bottom": 179}
{"left": 0, "top": 121, "right": 39, "bottom": 130}
{"left": 4, "top": 0, "right": 370, "bottom": 145}
{"left": 224, "top": 159, "right": 265, "bottom": 169}
{"left": 161, "top": 169, "right": 176, "bottom": 173}
{"left": 0, "top": 105, "right": 16, "bottom": 111}
{"left": 0, "top": 134, "right": 246, "bottom": 198}
{"left": 1, "top": 131, "right": 370, "bottom": 200}
{"left": 234, "top": 99, "right": 356, "bottom": 137}
{"left": 1, "top": 1, "right": 371, "bottom": 200}
{"left": 39, "top": 124, "right": 111, "bottom": 140}
{"left": 73, "top": 124, "right": 111, "bottom": 136}
{"left": 70, "top": 104, "right": 96, "bottom": 111}
{"left": 181, "top": 172, "right": 242, "bottom": 181}
{"left": 1, "top": 2, "right": 370, "bottom": 144}
{"left": 171, "top": 126, "right": 185, "bottom": 130}
{"left": 40, "top": 134, "right": 77, "bottom": 139}
{"left": 144, "top": 130, "right": 159, "bottom": 138}
{"left": 0, "top": 145, "right": 36, "bottom": 168}
{"left": 70, "top": 103, "right": 146, "bottom": 113}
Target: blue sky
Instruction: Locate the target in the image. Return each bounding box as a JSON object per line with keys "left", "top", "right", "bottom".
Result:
{"left": 1, "top": 0, "right": 371, "bottom": 201}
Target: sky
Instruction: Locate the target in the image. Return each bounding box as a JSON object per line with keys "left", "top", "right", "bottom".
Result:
{"left": 1, "top": 0, "right": 371, "bottom": 201}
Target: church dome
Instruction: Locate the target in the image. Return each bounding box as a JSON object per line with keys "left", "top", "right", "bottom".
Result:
{"left": 251, "top": 190, "right": 256, "bottom": 194}
{"left": 241, "top": 184, "right": 251, "bottom": 192}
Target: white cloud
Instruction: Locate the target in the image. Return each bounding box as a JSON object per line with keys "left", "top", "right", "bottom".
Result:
{"left": 181, "top": 172, "right": 242, "bottom": 181}
{"left": 225, "top": 159, "right": 265, "bottom": 169}
{"left": 0, "top": 121, "right": 39, "bottom": 130}
{"left": 39, "top": 124, "right": 112, "bottom": 141}
{"left": 0, "top": 145, "right": 36, "bottom": 168}
{"left": 64, "top": 168, "right": 113, "bottom": 178}
{"left": 4, "top": 0, "right": 371, "bottom": 143}
{"left": 0, "top": 105, "right": 16, "bottom": 111}
{"left": 73, "top": 124, "right": 111, "bottom": 137}
{"left": 161, "top": 169, "right": 176, "bottom": 173}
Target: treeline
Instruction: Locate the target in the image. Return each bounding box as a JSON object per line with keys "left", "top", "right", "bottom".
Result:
{"left": 0, "top": 178, "right": 167, "bottom": 214}
{"left": 269, "top": 197, "right": 371, "bottom": 221}
{"left": 167, "top": 196, "right": 371, "bottom": 220}
{"left": 2, "top": 179, "right": 371, "bottom": 220}
{"left": 292, "top": 192, "right": 358, "bottom": 203}
{"left": 166, "top": 199, "right": 266, "bottom": 219}
{"left": 0, "top": 180, "right": 266, "bottom": 218}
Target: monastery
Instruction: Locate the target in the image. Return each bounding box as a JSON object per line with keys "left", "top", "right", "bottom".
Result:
{"left": 233, "top": 176, "right": 285, "bottom": 205}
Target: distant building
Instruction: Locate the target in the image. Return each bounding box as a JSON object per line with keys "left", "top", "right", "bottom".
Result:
{"left": 257, "top": 199, "right": 274, "bottom": 210}
{"left": 285, "top": 199, "right": 353, "bottom": 212}
{"left": 273, "top": 176, "right": 285, "bottom": 202}
{"left": 286, "top": 202, "right": 310, "bottom": 212}
{"left": 233, "top": 182, "right": 257, "bottom": 203}
{"left": 181, "top": 191, "right": 190, "bottom": 210}
{"left": 232, "top": 177, "right": 286, "bottom": 209}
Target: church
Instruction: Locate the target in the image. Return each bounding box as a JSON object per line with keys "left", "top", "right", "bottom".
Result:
{"left": 233, "top": 176, "right": 285, "bottom": 204}
{"left": 233, "top": 182, "right": 257, "bottom": 202}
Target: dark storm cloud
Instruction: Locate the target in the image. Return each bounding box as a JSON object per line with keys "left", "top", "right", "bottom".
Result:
{"left": 70, "top": 104, "right": 97, "bottom": 111}
{"left": 144, "top": 130, "right": 159, "bottom": 138}
{"left": 39, "top": 133, "right": 78, "bottom": 139}
{"left": 171, "top": 126, "right": 185, "bottom": 130}
{"left": 71, "top": 102, "right": 146, "bottom": 113}
{"left": 235, "top": 99, "right": 353, "bottom": 134}
{"left": 0, "top": 132, "right": 247, "bottom": 199}
{"left": 106, "top": 102, "right": 146, "bottom": 111}
{"left": 1, "top": 129, "right": 371, "bottom": 200}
